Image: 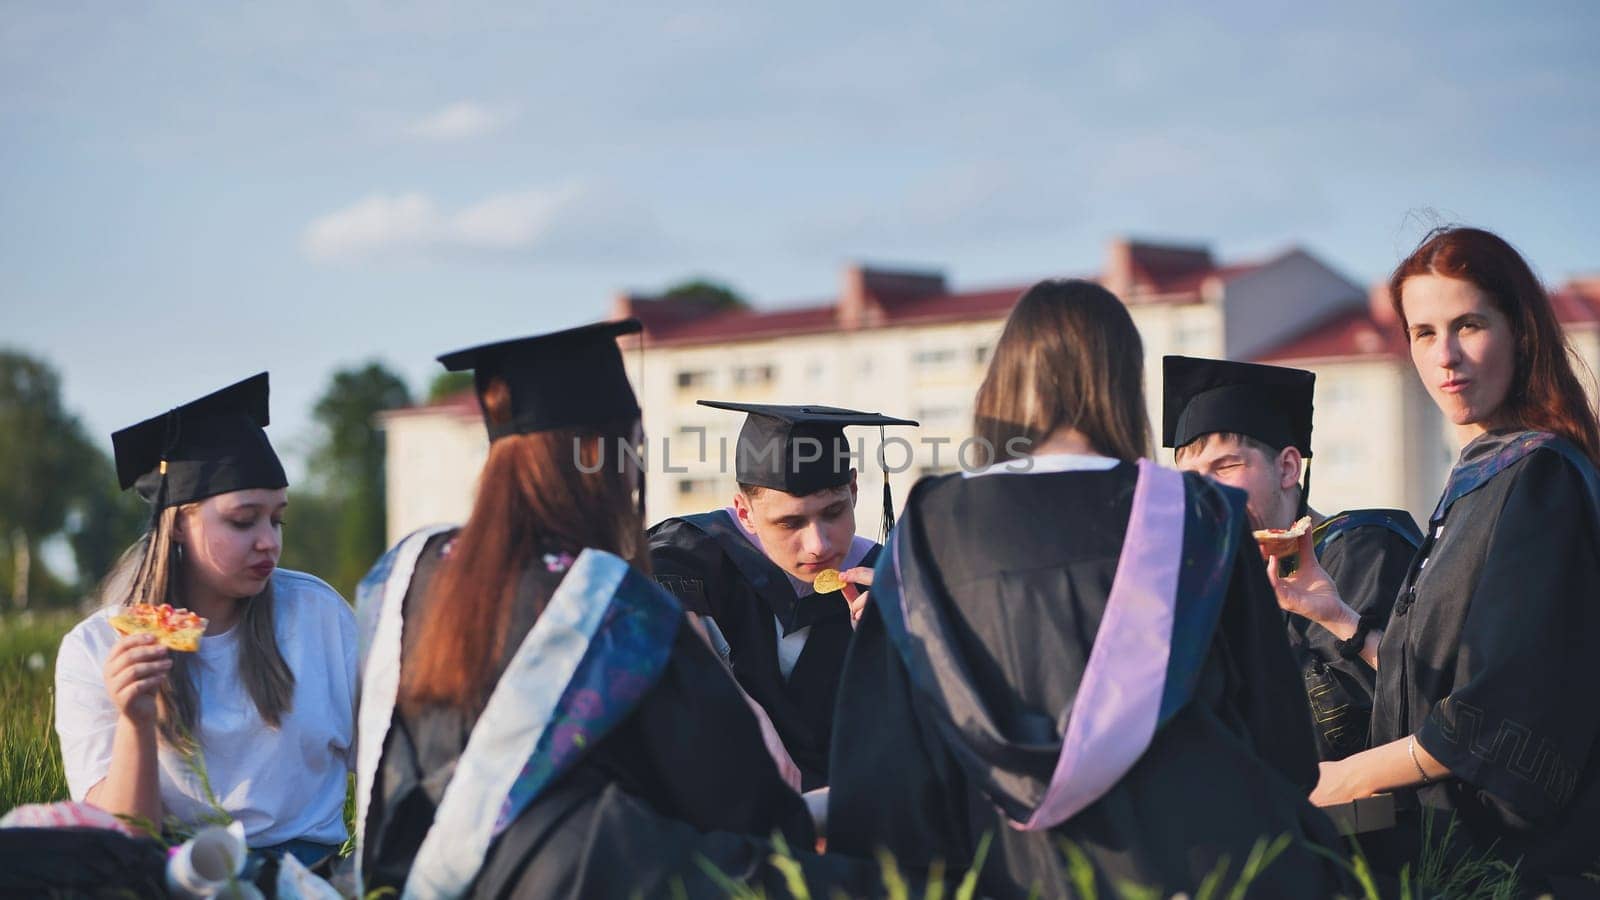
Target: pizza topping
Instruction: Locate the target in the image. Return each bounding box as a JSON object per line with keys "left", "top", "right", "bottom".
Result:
{"left": 109, "top": 603, "right": 208, "bottom": 652}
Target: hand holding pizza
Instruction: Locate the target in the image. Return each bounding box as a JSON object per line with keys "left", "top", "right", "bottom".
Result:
{"left": 1264, "top": 528, "right": 1350, "bottom": 630}
{"left": 101, "top": 633, "right": 172, "bottom": 729}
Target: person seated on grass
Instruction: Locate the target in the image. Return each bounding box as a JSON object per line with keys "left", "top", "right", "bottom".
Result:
{"left": 355, "top": 322, "right": 816, "bottom": 898}
{"left": 647, "top": 401, "right": 917, "bottom": 790}
{"left": 55, "top": 373, "right": 357, "bottom": 869}
{"left": 821, "top": 281, "right": 1350, "bottom": 898}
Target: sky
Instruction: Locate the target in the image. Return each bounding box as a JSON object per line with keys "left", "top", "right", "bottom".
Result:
{"left": 4, "top": 1, "right": 1598, "bottom": 479}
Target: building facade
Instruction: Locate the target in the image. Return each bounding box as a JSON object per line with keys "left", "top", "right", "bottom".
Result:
{"left": 380, "top": 240, "right": 1600, "bottom": 544}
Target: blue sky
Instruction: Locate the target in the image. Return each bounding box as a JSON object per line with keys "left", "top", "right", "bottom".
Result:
{"left": 4, "top": 1, "right": 1597, "bottom": 477}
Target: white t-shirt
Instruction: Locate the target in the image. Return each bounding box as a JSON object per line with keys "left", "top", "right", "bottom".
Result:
{"left": 55, "top": 569, "right": 358, "bottom": 846}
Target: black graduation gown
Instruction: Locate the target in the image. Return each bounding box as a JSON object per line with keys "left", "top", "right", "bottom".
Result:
{"left": 647, "top": 513, "right": 878, "bottom": 789}
{"left": 1290, "top": 510, "right": 1421, "bottom": 760}
{"left": 361, "top": 533, "right": 815, "bottom": 899}
{"left": 826, "top": 464, "right": 1349, "bottom": 899}
{"left": 1370, "top": 433, "right": 1600, "bottom": 891}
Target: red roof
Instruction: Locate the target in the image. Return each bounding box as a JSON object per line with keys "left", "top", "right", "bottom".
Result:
{"left": 1552, "top": 280, "right": 1600, "bottom": 326}
{"left": 1153, "top": 260, "right": 1270, "bottom": 296}
{"left": 635, "top": 284, "right": 1032, "bottom": 347}
{"left": 383, "top": 386, "right": 481, "bottom": 420}
{"left": 628, "top": 250, "right": 1274, "bottom": 349}
{"left": 1256, "top": 279, "right": 1600, "bottom": 365}
{"left": 1253, "top": 305, "right": 1409, "bottom": 364}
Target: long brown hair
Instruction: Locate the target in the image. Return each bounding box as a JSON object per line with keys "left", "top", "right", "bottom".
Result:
{"left": 1389, "top": 226, "right": 1600, "bottom": 463}
{"left": 399, "top": 377, "right": 648, "bottom": 713}
{"left": 974, "top": 279, "right": 1151, "bottom": 463}
{"left": 103, "top": 505, "right": 295, "bottom": 752}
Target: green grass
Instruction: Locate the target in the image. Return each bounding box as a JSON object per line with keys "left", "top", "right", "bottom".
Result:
{"left": 0, "top": 609, "right": 77, "bottom": 814}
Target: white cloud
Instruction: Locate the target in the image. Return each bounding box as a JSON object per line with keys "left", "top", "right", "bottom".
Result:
{"left": 405, "top": 101, "right": 516, "bottom": 142}
{"left": 301, "top": 182, "right": 662, "bottom": 263}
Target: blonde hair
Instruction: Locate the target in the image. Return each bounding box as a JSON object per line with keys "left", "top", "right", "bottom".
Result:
{"left": 101, "top": 503, "right": 295, "bottom": 751}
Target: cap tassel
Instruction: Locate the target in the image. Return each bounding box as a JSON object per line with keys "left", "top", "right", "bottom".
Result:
{"left": 878, "top": 425, "right": 895, "bottom": 544}
{"left": 1298, "top": 459, "right": 1313, "bottom": 519}
{"left": 150, "top": 412, "right": 181, "bottom": 524}
{"left": 636, "top": 457, "right": 647, "bottom": 522}
{"left": 635, "top": 334, "right": 647, "bottom": 522}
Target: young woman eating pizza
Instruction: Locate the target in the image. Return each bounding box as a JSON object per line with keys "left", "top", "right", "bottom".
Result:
{"left": 54, "top": 373, "right": 357, "bottom": 868}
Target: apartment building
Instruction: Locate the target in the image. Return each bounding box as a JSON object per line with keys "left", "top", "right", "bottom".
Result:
{"left": 379, "top": 239, "right": 1600, "bottom": 544}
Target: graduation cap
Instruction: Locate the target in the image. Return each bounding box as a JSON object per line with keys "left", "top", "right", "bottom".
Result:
{"left": 437, "top": 319, "right": 642, "bottom": 441}
{"left": 111, "top": 372, "right": 288, "bottom": 513}
{"left": 1161, "top": 355, "right": 1315, "bottom": 455}
{"left": 698, "top": 401, "right": 918, "bottom": 538}
{"left": 1163, "top": 355, "right": 1316, "bottom": 511}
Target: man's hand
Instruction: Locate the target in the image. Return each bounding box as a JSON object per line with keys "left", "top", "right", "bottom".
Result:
{"left": 1266, "top": 530, "right": 1353, "bottom": 631}
{"left": 840, "top": 567, "right": 873, "bottom": 627}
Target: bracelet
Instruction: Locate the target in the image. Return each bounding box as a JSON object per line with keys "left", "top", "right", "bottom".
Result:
{"left": 1335, "top": 614, "right": 1376, "bottom": 660}
{"left": 1408, "top": 736, "right": 1432, "bottom": 785}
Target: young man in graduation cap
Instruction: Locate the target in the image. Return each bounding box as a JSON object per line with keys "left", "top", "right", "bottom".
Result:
{"left": 1164, "top": 355, "right": 1423, "bottom": 761}
{"left": 647, "top": 402, "right": 917, "bottom": 790}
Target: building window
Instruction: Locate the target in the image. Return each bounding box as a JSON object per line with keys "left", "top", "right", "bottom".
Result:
{"left": 677, "top": 477, "right": 720, "bottom": 496}
{"left": 676, "top": 369, "right": 712, "bottom": 390}
{"left": 1173, "top": 322, "right": 1212, "bottom": 354}
{"left": 913, "top": 348, "right": 959, "bottom": 371}
{"left": 915, "top": 405, "right": 965, "bottom": 427}
{"left": 733, "top": 364, "right": 776, "bottom": 387}
{"left": 1321, "top": 380, "right": 1359, "bottom": 407}
{"left": 1321, "top": 443, "right": 1365, "bottom": 467}
{"left": 974, "top": 344, "right": 992, "bottom": 366}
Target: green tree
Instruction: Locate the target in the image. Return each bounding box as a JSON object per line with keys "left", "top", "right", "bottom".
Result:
{"left": 65, "top": 464, "right": 150, "bottom": 596}
{"left": 426, "top": 370, "right": 474, "bottom": 403}
{"left": 660, "top": 278, "right": 747, "bottom": 310}
{"left": 292, "top": 362, "right": 413, "bottom": 598}
{"left": 0, "top": 351, "right": 118, "bottom": 607}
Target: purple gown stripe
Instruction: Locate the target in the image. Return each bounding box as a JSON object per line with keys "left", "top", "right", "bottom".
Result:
{"left": 1016, "top": 459, "right": 1185, "bottom": 832}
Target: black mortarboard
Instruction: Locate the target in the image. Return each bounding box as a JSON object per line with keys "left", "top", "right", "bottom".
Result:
{"left": 437, "top": 319, "right": 642, "bottom": 441}
{"left": 1162, "top": 356, "right": 1315, "bottom": 456}
{"left": 111, "top": 372, "right": 288, "bottom": 511}
{"left": 699, "top": 402, "right": 919, "bottom": 496}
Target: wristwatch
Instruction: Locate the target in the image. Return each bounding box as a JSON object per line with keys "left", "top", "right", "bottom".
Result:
{"left": 1335, "top": 614, "right": 1380, "bottom": 660}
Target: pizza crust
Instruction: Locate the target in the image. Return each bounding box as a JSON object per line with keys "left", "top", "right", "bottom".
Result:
{"left": 1252, "top": 515, "right": 1312, "bottom": 558}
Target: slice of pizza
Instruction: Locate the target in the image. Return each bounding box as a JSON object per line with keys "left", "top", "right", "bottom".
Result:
{"left": 109, "top": 603, "right": 208, "bottom": 652}
{"left": 1252, "top": 515, "right": 1313, "bottom": 559}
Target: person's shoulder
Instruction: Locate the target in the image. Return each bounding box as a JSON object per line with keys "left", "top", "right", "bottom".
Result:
{"left": 1504, "top": 443, "right": 1600, "bottom": 518}
{"left": 647, "top": 511, "right": 723, "bottom": 541}
{"left": 646, "top": 512, "right": 731, "bottom": 565}
{"left": 1327, "top": 509, "right": 1423, "bottom": 547}
{"left": 1522, "top": 441, "right": 1599, "bottom": 482}
{"left": 272, "top": 568, "right": 355, "bottom": 624}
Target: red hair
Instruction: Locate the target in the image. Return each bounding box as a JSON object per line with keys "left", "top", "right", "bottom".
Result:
{"left": 1389, "top": 226, "right": 1599, "bottom": 463}
{"left": 400, "top": 378, "right": 647, "bottom": 712}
